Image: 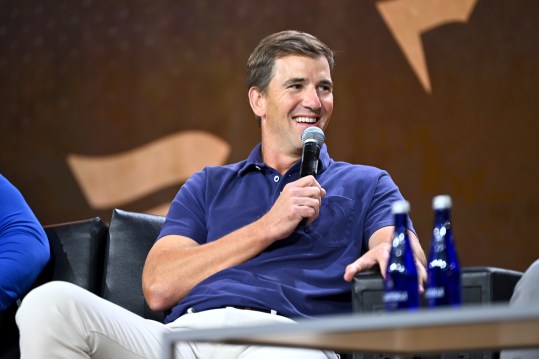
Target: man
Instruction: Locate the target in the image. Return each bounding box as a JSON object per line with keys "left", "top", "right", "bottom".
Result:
{"left": 0, "top": 173, "right": 50, "bottom": 312}
{"left": 17, "top": 30, "right": 426, "bottom": 358}
{"left": 500, "top": 259, "right": 539, "bottom": 359}
{"left": 1, "top": 173, "right": 50, "bottom": 358}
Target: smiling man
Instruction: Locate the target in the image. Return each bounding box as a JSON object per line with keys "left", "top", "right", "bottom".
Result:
{"left": 249, "top": 51, "right": 334, "bottom": 174}
{"left": 17, "top": 30, "right": 426, "bottom": 359}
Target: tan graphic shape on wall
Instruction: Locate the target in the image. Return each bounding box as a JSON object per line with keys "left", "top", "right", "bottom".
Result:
{"left": 377, "top": 0, "right": 477, "bottom": 93}
{"left": 67, "top": 131, "right": 230, "bottom": 212}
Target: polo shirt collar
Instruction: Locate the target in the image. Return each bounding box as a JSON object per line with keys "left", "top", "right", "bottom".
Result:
{"left": 239, "top": 143, "right": 331, "bottom": 176}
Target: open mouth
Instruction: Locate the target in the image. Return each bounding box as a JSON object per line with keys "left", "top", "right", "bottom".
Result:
{"left": 293, "top": 116, "right": 319, "bottom": 124}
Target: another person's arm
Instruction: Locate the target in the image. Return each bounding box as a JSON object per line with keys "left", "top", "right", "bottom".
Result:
{"left": 0, "top": 174, "right": 50, "bottom": 312}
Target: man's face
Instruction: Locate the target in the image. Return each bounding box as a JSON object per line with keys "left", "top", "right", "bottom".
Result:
{"left": 258, "top": 55, "right": 333, "bottom": 156}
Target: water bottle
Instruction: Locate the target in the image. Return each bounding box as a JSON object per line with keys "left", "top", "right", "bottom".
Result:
{"left": 425, "top": 195, "right": 462, "bottom": 307}
{"left": 383, "top": 200, "right": 420, "bottom": 311}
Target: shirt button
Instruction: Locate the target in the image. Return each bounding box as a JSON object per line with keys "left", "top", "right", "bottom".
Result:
{"left": 273, "top": 175, "right": 279, "bottom": 182}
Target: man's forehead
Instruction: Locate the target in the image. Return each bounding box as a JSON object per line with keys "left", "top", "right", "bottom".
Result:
{"left": 272, "top": 55, "right": 332, "bottom": 79}
{"left": 274, "top": 54, "right": 330, "bottom": 67}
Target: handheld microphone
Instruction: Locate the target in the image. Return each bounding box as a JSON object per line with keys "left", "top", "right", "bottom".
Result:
{"left": 300, "top": 127, "right": 325, "bottom": 177}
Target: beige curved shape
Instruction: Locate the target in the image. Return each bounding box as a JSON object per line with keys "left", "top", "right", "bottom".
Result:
{"left": 145, "top": 202, "right": 173, "bottom": 217}
{"left": 67, "top": 130, "right": 230, "bottom": 209}
{"left": 377, "top": 0, "right": 478, "bottom": 93}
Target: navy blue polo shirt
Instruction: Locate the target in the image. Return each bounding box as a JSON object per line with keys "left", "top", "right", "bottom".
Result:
{"left": 158, "top": 144, "right": 413, "bottom": 323}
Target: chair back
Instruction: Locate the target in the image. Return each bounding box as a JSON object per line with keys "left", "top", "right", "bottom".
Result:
{"left": 102, "top": 208, "right": 165, "bottom": 321}
{"left": 41, "top": 217, "right": 108, "bottom": 293}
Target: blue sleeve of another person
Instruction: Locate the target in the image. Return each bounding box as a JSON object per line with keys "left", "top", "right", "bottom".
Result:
{"left": 0, "top": 174, "right": 50, "bottom": 312}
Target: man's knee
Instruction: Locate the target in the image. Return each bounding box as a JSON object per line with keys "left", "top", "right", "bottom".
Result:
{"left": 519, "top": 260, "right": 539, "bottom": 289}
{"left": 510, "top": 259, "right": 539, "bottom": 306}
{"left": 525, "top": 259, "right": 539, "bottom": 278}
{"left": 17, "top": 281, "right": 83, "bottom": 326}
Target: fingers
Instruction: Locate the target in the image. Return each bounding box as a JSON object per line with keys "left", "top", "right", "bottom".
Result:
{"left": 343, "top": 263, "right": 357, "bottom": 282}
{"left": 297, "top": 176, "right": 326, "bottom": 199}
{"left": 264, "top": 177, "right": 325, "bottom": 239}
{"left": 284, "top": 176, "right": 325, "bottom": 223}
{"left": 344, "top": 242, "right": 428, "bottom": 297}
{"left": 343, "top": 243, "right": 390, "bottom": 282}
{"left": 344, "top": 261, "right": 365, "bottom": 282}
{"left": 416, "top": 261, "right": 427, "bottom": 293}
{"left": 376, "top": 245, "right": 390, "bottom": 279}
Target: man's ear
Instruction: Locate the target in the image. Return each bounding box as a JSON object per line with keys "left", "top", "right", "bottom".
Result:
{"left": 248, "top": 87, "right": 266, "bottom": 118}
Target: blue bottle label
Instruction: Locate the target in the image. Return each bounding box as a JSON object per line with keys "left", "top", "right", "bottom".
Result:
{"left": 425, "top": 287, "right": 445, "bottom": 299}
{"left": 383, "top": 291, "right": 409, "bottom": 303}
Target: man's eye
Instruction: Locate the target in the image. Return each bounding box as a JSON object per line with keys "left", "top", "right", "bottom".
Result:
{"left": 289, "top": 84, "right": 302, "bottom": 90}
{"left": 318, "top": 85, "right": 332, "bottom": 93}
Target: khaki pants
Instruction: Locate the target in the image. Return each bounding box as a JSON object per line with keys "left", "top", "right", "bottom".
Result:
{"left": 500, "top": 259, "right": 539, "bottom": 359}
{"left": 16, "top": 281, "right": 338, "bottom": 359}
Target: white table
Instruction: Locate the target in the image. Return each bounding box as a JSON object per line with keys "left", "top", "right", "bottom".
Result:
{"left": 163, "top": 304, "right": 539, "bottom": 358}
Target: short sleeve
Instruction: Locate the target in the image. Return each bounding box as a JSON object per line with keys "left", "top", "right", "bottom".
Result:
{"left": 362, "top": 171, "right": 414, "bottom": 244}
{"left": 157, "top": 170, "right": 208, "bottom": 244}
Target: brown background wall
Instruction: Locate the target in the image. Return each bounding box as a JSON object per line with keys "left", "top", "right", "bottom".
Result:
{"left": 1, "top": 0, "right": 538, "bottom": 272}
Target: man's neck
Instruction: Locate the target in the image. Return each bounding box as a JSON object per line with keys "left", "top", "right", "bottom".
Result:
{"left": 260, "top": 144, "right": 300, "bottom": 176}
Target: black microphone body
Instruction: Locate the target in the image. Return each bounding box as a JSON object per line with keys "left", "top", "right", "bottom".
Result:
{"left": 299, "top": 127, "right": 325, "bottom": 178}
{"left": 299, "top": 140, "right": 321, "bottom": 177}
{"left": 298, "top": 127, "right": 325, "bottom": 228}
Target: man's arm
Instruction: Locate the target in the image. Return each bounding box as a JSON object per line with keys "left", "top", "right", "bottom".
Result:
{"left": 0, "top": 175, "right": 50, "bottom": 312}
{"left": 343, "top": 226, "right": 427, "bottom": 289}
{"left": 143, "top": 222, "right": 273, "bottom": 312}
{"left": 142, "top": 175, "right": 326, "bottom": 312}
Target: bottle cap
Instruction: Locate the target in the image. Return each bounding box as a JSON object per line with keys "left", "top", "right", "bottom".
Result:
{"left": 433, "top": 195, "right": 452, "bottom": 210}
{"left": 391, "top": 200, "right": 410, "bottom": 214}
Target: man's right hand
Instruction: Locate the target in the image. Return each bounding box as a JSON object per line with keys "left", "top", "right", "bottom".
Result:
{"left": 259, "top": 175, "right": 326, "bottom": 242}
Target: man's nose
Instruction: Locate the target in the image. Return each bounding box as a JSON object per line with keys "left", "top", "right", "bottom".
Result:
{"left": 302, "top": 87, "right": 322, "bottom": 111}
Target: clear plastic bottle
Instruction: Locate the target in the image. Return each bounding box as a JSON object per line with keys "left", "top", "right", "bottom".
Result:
{"left": 425, "top": 195, "right": 462, "bottom": 307}
{"left": 383, "top": 200, "right": 420, "bottom": 311}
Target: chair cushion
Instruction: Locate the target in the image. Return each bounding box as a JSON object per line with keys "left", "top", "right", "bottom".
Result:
{"left": 0, "top": 303, "right": 20, "bottom": 359}
{"left": 39, "top": 217, "right": 108, "bottom": 294}
{"left": 102, "top": 209, "right": 165, "bottom": 321}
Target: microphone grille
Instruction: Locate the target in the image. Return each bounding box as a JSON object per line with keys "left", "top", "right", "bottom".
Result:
{"left": 301, "top": 127, "right": 325, "bottom": 146}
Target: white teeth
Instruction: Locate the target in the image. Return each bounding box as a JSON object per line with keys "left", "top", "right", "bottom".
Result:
{"left": 294, "top": 117, "right": 317, "bottom": 123}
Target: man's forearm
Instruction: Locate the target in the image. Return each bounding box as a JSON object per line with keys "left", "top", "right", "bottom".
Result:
{"left": 142, "top": 219, "right": 276, "bottom": 311}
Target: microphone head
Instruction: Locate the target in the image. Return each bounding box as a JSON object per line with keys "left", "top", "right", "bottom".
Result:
{"left": 301, "top": 127, "right": 325, "bottom": 146}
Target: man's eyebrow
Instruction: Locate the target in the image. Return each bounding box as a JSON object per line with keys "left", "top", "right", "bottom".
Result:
{"left": 282, "top": 77, "right": 333, "bottom": 88}
{"left": 283, "top": 77, "right": 306, "bottom": 86}
{"left": 319, "top": 79, "right": 333, "bottom": 87}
